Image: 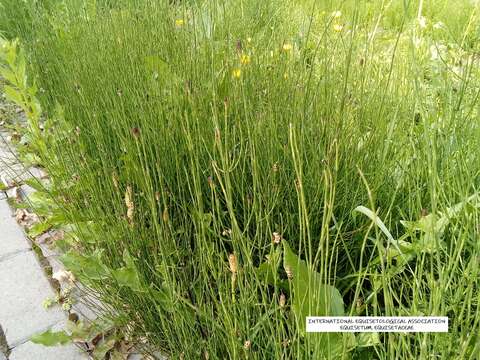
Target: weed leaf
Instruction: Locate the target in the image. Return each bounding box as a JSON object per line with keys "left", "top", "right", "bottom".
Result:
{"left": 31, "top": 329, "right": 71, "bottom": 346}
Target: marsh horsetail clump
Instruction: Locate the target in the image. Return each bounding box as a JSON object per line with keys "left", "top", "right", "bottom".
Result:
{"left": 1, "top": 0, "right": 480, "bottom": 358}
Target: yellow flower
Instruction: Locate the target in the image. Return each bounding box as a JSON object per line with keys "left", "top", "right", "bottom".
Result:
{"left": 232, "top": 68, "right": 242, "bottom": 79}
{"left": 175, "top": 19, "right": 185, "bottom": 27}
{"left": 240, "top": 54, "right": 251, "bottom": 65}
{"left": 282, "top": 43, "right": 292, "bottom": 52}
{"left": 333, "top": 23, "right": 344, "bottom": 32}
{"left": 247, "top": 37, "right": 252, "bottom": 43}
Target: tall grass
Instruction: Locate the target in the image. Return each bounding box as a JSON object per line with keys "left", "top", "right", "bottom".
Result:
{"left": 1, "top": 0, "right": 480, "bottom": 358}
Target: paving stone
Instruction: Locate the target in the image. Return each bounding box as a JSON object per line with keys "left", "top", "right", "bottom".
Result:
{"left": 0, "top": 251, "right": 65, "bottom": 346}
{"left": 27, "top": 167, "right": 48, "bottom": 180}
{"left": 127, "top": 353, "right": 143, "bottom": 359}
{"left": 0, "top": 199, "right": 31, "bottom": 257}
{"left": 19, "top": 184, "right": 36, "bottom": 200}
{"left": 9, "top": 341, "right": 86, "bottom": 360}
{"left": 9, "top": 322, "right": 87, "bottom": 360}
{"left": 71, "top": 291, "right": 106, "bottom": 322}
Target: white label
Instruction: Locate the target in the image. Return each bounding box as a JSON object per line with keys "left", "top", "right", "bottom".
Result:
{"left": 306, "top": 316, "right": 448, "bottom": 333}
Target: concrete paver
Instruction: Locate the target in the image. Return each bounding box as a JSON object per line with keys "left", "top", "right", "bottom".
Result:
{"left": 9, "top": 341, "right": 86, "bottom": 360}
{"left": 0, "top": 199, "right": 31, "bottom": 258}
{"left": 0, "top": 106, "right": 88, "bottom": 359}
{"left": 0, "top": 250, "right": 65, "bottom": 346}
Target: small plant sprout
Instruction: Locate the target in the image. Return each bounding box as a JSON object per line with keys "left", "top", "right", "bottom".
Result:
{"left": 42, "top": 297, "right": 54, "bottom": 309}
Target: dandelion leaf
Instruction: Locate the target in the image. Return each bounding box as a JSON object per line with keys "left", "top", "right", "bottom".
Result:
{"left": 282, "top": 241, "right": 348, "bottom": 356}
{"left": 31, "top": 329, "right": 71, "bottom": 346}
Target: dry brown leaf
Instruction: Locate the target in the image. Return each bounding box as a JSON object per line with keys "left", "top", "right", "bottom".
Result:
{"left": 15, "top": 208, "right": 40, "bottom": 228}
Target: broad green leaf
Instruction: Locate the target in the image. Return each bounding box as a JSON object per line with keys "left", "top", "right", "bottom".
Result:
{"left": 28, "top": 221, "right": 52, "bottom": 237}
{"left": 283, "top": 241, "right": 344, "bottom": 321}
{"left": 4, "top": 85, "right": 23, "bottom": 106}
{"left": 401, "top": 194, "right": 479, "bottom": 253}
{"left": 92, "top": 338, "right": 116, "bottom": 359}
{"left": 144, "top": 55, "right": 170, "bottom": 76}
{"left": 25, "top": 178, "right": 49, "bottom": 192}
{"left": 282, "top": 241, "right": 350, "bottom": 356}
{"left": 112, "top": 250, "right": 144, "bottom": 292}
{"left": 256, "top": 247, "right": 289, "bottom": 291}
{"left": 31, "top": 329, "right": 71, "bottom": 346}
{"left": 0, "top": 66, "right": 18, "bottom": 84}
{"left": 61, "top": 249, "right": 109, "bottom": 281}
{"left": 17, "top": 51, "right": 27, "bottom": 88}
{"left": 113, "top": 266, "right": 142, "bottom": 292}
{"left": 152, "top": 284, "right": 175, "bottom": 312}
{"left": 353, "top": 206, "right": 395, "bottom": 243}
{"left": 27, "top": 191, "right": 57, "bottom": 216}
{"left": 356, "top": 332, "right": 380, "bottom": 347}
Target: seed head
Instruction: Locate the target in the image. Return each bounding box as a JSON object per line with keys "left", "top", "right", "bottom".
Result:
{"left": 228, "top": 253, "right": 238, "bottom": 274}
{"left": 112, "top": 172, "right": 119, "bottom": 189}
{"left": 125, "top": 185, "right": 134, "bottom": 225}
{"left": 162, "top": 207, "right": 169, "bottom": 223}
{"left": 131, "top": 127, "right": 141, "bottom": 139}
{"left": 236, "top": 39, "right": 243, "bottom": 52}
{"left": 285, "top": 265, "right": 293, "bottom": 279}
{"left": 295, "top": 178, "right": 302, "bottom": 189}
{"left": 214, "top": 127, "right": 221, "bottom": 143}
{"left": 243, "top": 340, "right": 251, "bottom": 350}
{"left": 279, "top": 293, "right": 286, "bottom": 308}
{"left": 272, "top": 232, "right": 282, "bottom": 244}
{"left": 207, "top": 176, "right": 214, "bottom": 187}
{"left": 222, "top": 229, "right": 232, "bottom": 237}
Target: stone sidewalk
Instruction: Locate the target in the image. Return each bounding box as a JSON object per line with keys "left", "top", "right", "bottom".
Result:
{"left": 1, "top": 129, "right": 88, "bottom": 359}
